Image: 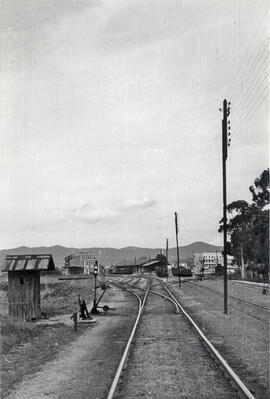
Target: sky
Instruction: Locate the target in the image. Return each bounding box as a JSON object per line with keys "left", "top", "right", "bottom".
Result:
{"left": 0, "top": 0, "right": 269, "bottom": 249}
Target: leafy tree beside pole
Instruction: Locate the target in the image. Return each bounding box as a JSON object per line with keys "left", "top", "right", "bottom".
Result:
{"left": 219, "top": 169, "right": 269, "bottom": 282}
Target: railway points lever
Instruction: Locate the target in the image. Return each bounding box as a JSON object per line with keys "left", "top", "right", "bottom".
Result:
{"left": 90, "top": 266, "right": 115, "bottom": 314}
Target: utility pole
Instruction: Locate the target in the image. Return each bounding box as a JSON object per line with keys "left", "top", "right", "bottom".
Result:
{"left": 221, "top": 99, "right": 231, "bottom": 315}
{"left": 240, "top": 244, "right": 245, "bottom": 279}
{"left": 166, "top": 238, "right": 169, "bottom": 263}
{"left": 174, "top": 212, "right": 181, "bottom": 287}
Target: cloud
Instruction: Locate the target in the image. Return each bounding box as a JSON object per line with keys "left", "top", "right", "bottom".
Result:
{"left": 66, "top": 197, "right": 157, "bottom": 225}
{"left": 118, "top": 198, "right": 157, "bottom": 212}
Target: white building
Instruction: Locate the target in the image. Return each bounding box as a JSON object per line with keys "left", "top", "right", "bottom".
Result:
{"left": 193, "top": 252, "right": 235, "bottom": 275}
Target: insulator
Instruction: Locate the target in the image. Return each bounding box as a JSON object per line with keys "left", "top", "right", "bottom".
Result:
{"left": 228, "top": 132, "right": 231, "bottom": 136}
{"left": 228, "top": 120, "right": 230, "bottom": 124}
{"left": 228, "top": 102, "right": 231, "bottom": 105}
{"left": 228, "top": 126, "right": 231, "bottom": 130}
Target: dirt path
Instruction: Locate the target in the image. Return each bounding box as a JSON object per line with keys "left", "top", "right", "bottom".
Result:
{"left": 5, "top": 288, "right": 137, "bottom": 399}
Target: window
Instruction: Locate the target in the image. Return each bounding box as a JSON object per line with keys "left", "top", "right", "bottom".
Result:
{"left": 20, "top": 277, "right": 24, "bottom": 285}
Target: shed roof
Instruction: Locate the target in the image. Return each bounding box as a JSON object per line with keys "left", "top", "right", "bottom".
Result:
{"left": 2, "top": 254, "right": 56, "bottom": 272}
{"left": 141, "top": 260, "right": 160, "bottom": 267}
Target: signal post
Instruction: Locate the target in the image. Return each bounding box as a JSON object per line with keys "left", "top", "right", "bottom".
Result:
{"left": 91, "top": 265, "right": 99, "bottom": 314}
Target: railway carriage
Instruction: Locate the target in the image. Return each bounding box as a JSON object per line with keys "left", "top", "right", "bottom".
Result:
{"left": 172, "top": 266, "right": 193, "bottom": 277}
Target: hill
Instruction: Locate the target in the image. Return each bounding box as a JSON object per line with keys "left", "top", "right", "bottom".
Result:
{"left": 0, "top": 242, "right": 222, "bottom": 269}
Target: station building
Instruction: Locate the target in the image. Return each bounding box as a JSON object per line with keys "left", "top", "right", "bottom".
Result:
{"left": 109, "top": 259, "right": 163, "bottom": 275}
{"left": 64, "top": 252, "right": 99, "bottom": 275}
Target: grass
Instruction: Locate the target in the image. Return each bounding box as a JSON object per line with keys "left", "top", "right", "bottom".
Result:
{"left": 1, "top": 278, "right": 96, "bottom": 353}
{"left": 1, "top": 277, "right": 98, "bottom": 398}
{"left": 41, "top": 278, "right": 95, "bottom": 316}
{"left": 1, "top": 321, "right": 87, "bottom": 398}
{"left": 1, "top": 317, "right": 44, "bottom": 354}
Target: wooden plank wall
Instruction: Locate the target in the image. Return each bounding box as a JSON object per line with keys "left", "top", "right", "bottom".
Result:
{"left": 8, "top": 271, "right": 41, "bottom": 320}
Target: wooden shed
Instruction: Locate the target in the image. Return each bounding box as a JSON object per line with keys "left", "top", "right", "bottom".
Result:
{"left": 2, "top": 254, "right": 55, "bottom": 320}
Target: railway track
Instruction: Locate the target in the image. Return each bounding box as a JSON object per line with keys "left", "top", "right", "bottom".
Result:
{"left": 107, "top": 279, "right": 150, "bottom": 399}
{"left": 107, "top": 276, "right": 255, "bottom": 399}
{"left": 186, "top": 281, "right": 270, "bottom": 313}
{"left": 184, "top": 281, "right": 269, "bottom": 329}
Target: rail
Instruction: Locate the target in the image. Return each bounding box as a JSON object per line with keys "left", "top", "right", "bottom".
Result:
{"left": 118, "top": 278, "right": 179, "bottom": 313}
{"left": 106, "top": 281, "right": 150, "bottom": 399}
{"left": 187, "top": 281, "right": 270, "bottom": 311}
{"left": 159, "top": 280, "right": 255, "bottom": 399}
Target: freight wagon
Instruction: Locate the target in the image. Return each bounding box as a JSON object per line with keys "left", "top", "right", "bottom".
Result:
{"left": 109, "top": 265, "right": 134, "bottom": 274}
{"left": 171, "top": 266, "right": 193, "bottom": 277}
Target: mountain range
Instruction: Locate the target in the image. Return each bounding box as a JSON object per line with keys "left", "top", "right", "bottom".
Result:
{"left": 0, "top": 242, "right": 222, "bottom": 268}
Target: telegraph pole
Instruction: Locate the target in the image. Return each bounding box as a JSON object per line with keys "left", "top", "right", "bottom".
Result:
{"left": 222, "top": 99, "right": 231, "bottom": 315}
{"left": 174, "top": 212, "right": 181, "bottom": 286}
{"left": 166, "top": 238, "right": 169, "bottom": 263}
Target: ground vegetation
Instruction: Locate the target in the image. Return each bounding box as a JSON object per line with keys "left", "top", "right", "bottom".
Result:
{"left": 0, "top": 278, "right": 95, "bottom": 397}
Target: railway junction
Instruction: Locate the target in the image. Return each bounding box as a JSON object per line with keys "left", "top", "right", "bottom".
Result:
{"left": 3, "top": 273, "right": 269, "bottom": 399}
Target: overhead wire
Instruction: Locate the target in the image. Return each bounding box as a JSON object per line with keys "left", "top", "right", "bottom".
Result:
{"left": 232, "top": 91, "right": 268, "bottom": 132}
{"left": 231, "top": 45, "right": 269, "bottom": 125}
{"left": 232, "top": 82, "right": 268, "bottom": 130}
{"left": 235, "top": 39, "right": 269, "bottom": 95}
{"left": 229, "top": 41, "right": 269, "bottom": 119}
{"left": 228, "top": 25, "right": 269, "bottom": 130}
{"left": 231, "top": 75, "right": 268, "bottom": 121}
{"left": 241, "top": 90, "right": 269, "bottom": 128}
{"left": 226, "top": 5, "right": 270, "bottom": 101}
{"left": 232, "top": 68, "right": 269, "bottom": 126}
{"left": 232, "top": 42, "right": 269, "bottom": 113}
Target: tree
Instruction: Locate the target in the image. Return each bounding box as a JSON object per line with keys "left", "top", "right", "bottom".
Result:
{"left": 249, "top": 169, "right": 269, "bottom": 208}
{"left": 155, "top": 253, "right": 168, "bottom": 265}
{"left": 219, "top": 169, "right": 269, "bottom": 279}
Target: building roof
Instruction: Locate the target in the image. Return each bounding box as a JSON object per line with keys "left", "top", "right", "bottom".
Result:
{"left": 65, "top": 252, "right": 98, "bottom": 258}
{"left": 193, "top": 252, "right": 234, "bottom": 259}
{"left": 2, "top": 254, "right": 56, "bottom": 272}
{"left": 141, "top": 259, "right": 160, "bottom": 267}
{"left": 193, "top": 251, "right": 222, "bottom": 256}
